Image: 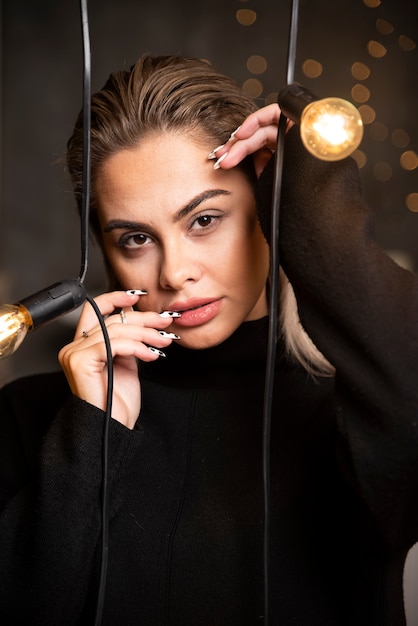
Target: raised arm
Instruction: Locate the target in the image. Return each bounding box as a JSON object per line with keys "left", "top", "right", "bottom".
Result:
{"left": 214, "top": 108, "right": 418, "bottom": 550}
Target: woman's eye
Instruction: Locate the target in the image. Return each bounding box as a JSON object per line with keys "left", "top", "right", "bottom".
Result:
{"left": 191, "top": 214, "right": 217, "bottom": 230}
{"left": 118, "top": 233, "right": 151, "bottom": 249}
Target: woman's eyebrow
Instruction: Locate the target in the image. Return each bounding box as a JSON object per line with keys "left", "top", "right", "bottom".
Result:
{"left": 103, "top": 189, "right": 231, "bottom": 233}
{"left": 173, "top": 189, "right": 231, "bottom": 223}
{"left": 103, "top": 219, "right": 152, "bottom": 234}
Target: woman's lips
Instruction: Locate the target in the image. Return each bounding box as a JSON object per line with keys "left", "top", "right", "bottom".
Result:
{"left": 168, "top": 298, "right": 222, "bottom": 327}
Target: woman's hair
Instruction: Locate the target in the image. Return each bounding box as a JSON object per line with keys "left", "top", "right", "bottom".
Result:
{"left": 66, "top": 54, "right": 258, "bottom": 237}
{"left": 66, "top": 53, "right": 334, "bottom": 376}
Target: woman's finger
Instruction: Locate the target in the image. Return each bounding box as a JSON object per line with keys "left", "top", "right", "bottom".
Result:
{"left": 235, "top": 103, "right": 281, "bottom": 138}
{"left": 75, "top": 320, "right": 179, "bottom": 352}
{"left": 210, "top": 109, "right": 282, "bottom": 170}
{"left": 213, "top": 129, "right": 277, "bottom": 169}
{"left": 61, "top": 336, "right": 169, "bottom": 370}
{"left": 78, "top": 308, "right": 178, "bottom": 342}
{"left": 74, "top": 290, "right": 145, "bottom": 339}
{"left": 209, "top": 103, "right": 294, "bottom": 173}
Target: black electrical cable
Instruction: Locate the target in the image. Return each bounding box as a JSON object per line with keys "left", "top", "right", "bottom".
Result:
{"left": 77, "top": 1, "right": 113, "bottom": 623}
{"left": 262, "top": 112, "right": 287, "bottom": 626}
{"left": 88, "top": 291, "right": 113, "bottom": 626}
{"left": 262, "top": 1, "right": 299, "bottom": 624}
{"left": 79, "top": 0, "right": 91, "bottom": 286}
{"left": 286, "top": 0, "right": 299, "bottom": 85}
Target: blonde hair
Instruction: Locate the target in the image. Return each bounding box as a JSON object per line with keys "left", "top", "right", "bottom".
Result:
{"left": 66, "top": 54, "right": 333, "bottom": 376}
{"left": 279, "top": 270, "right": 334, "bottom": 376}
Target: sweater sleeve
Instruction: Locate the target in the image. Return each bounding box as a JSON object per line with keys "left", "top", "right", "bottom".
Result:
{"left": 257, "top": 126, "right": 418, "bottom": 551}
{"left": 0, "top": 382, "right": 142, "bottom": 625}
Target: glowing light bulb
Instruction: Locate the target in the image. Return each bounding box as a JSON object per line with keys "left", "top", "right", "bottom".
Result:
{"left": 0, "top": 304, "right": 33, "bottom": 358}
{"left": 278, "top": 84, "right": 364, "bottom": 161}
{"left": 300, "top": 98, "right": 363, "bottom": 160}
{"left": 0, "top": 279, "right": 87, "bottom": 360}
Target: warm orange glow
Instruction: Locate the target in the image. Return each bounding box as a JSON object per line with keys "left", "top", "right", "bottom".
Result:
{"left": 0, "top": 304, "right": 33, "bottom": 359}
{"left": 247, "top": 55, "right": 267, "bottom": 75}
{"left": 376, "top": 19, "right": 394, "bottom": 35}
{"left": 400, "top": 151, "right": 418, "bottom": 171}
{"left": 236, "top": 9, "right": 257, "bottom": 26}
{"left": 367, "top": 40, "right": 387, "bottom": 58}
{"left": 300, "top": 98, "right": 364, "bottom": 161}
{"left": 358, "top": 104, "right": 376, "bottom": 124}
{"left": 406, "top": 193, "right": 418, "bottom": 212}
{"left": 242, "top": 78, "right": 263, "bottom": 98}
{"left": 302, "top": 59, "right": 323, "bottom": 79}
{"left": 351, "top": 84, "right": 371, "bottom": 103}
{"left": 351, "top": 62, "right": 371, "bottom": 80}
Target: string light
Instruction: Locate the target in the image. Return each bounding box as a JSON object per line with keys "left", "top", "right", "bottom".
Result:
{"left": 0, "top": 280, "right": 87, "bottom": 360}
{"left": 279, "top": 84, "right": 364, "bottom": 161}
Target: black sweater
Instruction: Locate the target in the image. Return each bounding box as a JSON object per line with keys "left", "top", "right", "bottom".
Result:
{"left": 1, "top": 129, "right": 418, "bottom": 625}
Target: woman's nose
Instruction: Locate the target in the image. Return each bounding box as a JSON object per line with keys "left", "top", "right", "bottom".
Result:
{"left": 159, "top": 241, "right": 199, "bottom": 291}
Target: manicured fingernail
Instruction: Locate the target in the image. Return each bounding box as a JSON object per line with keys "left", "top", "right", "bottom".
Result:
{"left": 213, "top": 152, "right": 228, "bottom": 170}
{"left": 229, "top": 125, "right": 241, "bottom": 140}
{"left": 126, "top": 290, "right": 147, "bottom": 296}
{"left": 159, "top": 310, "right": 182, "bottom": 318}
{"left": 208, "top": 144, "right": 225, "bottom": 159}
{"left": 158, "top": 331, "right": 181, "bottom": 339}
{"left": 148, "top": 346, "right": 166, "bottom": 357}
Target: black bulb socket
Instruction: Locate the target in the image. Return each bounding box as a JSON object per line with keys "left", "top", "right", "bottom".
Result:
{"left": 18, "top": 279, "right": 87, "bottom": 330}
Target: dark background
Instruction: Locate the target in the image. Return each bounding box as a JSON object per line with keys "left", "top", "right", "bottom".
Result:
{"left": 1, "top": 0, "right": 417, "bottom": 386}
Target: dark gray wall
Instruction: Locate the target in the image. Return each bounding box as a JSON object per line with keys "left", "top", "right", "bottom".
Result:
{"left": 1, "top": 0, "right": 417, "bottom": 385}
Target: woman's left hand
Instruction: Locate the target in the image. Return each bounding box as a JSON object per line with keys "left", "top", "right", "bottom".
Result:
{"left": 210, "top": 103, "right": 290, "bottom": 177}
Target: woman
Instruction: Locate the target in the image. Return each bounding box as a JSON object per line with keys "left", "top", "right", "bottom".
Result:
{"left": 1, "top": 54, "right": 418, "bottom": 625}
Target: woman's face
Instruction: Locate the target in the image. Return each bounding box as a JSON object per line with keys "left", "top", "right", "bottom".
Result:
{"left": 96, "top": 132, "right": 270, "bottom": 349}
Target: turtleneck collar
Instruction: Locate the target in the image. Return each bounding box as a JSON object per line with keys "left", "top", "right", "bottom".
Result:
{"left": 140, "top": 316, "right": 284, "bottom": 385}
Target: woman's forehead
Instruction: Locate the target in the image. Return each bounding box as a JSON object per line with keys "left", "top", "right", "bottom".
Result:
{"left": 95, "top": 133, "right": 235, "bottom": 203}
{"left": 95, "top": 133, "right": 248, "bottom": 220}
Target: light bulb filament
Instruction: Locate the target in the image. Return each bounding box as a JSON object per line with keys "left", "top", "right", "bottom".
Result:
{"left": 312, "top": 113, "right": 350, "bottom": 146}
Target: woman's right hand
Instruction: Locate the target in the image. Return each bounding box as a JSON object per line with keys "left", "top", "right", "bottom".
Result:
{"left": 58, "top": 291, "right": 179, "bottom": 430}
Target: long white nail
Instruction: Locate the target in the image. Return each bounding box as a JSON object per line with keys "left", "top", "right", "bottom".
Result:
{"left": 159, "top": 310, "right": 182, "bottom": 318}
{"left": 229, "top": 125, "right": 241, "bottom": 140}
{"left": 208, "top": 144, "right": 225, "bottom": 159}
{"left": 213, "top": 152, "right": 228, "bottom": 170}
{"left": 158, "top": 331, "right": 181, "bottom": 339}
{"left": 148, "top": 346, "right": 166, "bottom": 357}
{"left": 126, "top": 289, "right": 147, "bottom": 296}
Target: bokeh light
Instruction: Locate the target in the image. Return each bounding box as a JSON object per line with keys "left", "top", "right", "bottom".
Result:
{"left": 236, "top": 9, "right": 257, "bottom": 26}
{"left": 351, "top": 61, "right": 371, "bottom": 80}
{"left": 242, "top": 78, "right": 263, "bottom": 98}
{"left": 375, "top": 19, "right": 394, "bottom": 35}
{"left": 398, "top": 35, "right": 416, "bottom": 52}
{"left": 302, "top": 59, "right": 323, "bottom": 78}
{"left": 400, "top": 151, "right": 418, "bottom": 171}
{"left": 351, "top": 83, "right": 371, "bottom": 103}
{"left": 406, "top": 194, "right": 418, "bottom": 212}
{"left": 352, "top": 149, "right": 367, "bottom": 168}
{"left": 358, "top": 104, "right": 376, "bottom": 124}
{"left": 373, "top": 161, "right": 392, "bottom": 182}
{"left": 367, "top": 40, "right": 387, "bottom": 57}
{"left": 247, "top": 55, "right": 267, "bottom": 75}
